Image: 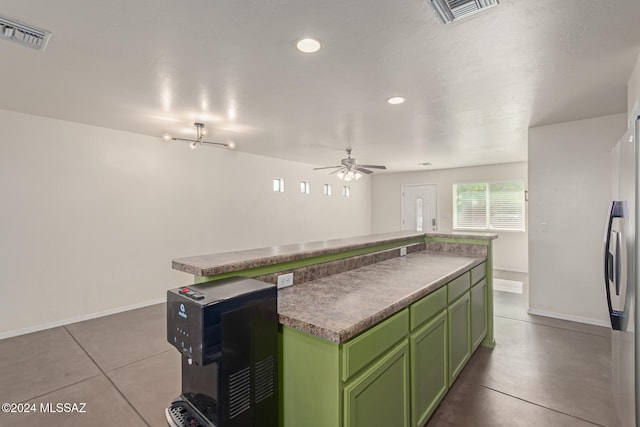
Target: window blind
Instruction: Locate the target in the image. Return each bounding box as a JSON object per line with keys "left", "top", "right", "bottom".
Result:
{"left": 453, "top": 180, "right": 525, "bottom": 231}
{"left": 489, "top": 182, "right": 525, "bottom": 231}
{"left": 453, "top": 183, "right": 487, "bottom": 229}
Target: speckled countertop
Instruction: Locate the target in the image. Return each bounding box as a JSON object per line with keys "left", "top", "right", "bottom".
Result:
{"left": 277, "top": 250, "right": 484, "bottom": 343}
{"left": 172, "top": 231, "right": 495, "bottom": 277}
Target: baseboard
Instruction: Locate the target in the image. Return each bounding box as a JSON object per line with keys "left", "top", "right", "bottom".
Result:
{"left": 0, "top": 297, "right": 166, "bottom": 340}
{"left": 527, "top": 308, "right": 610, "bottom": 328}
{"left": 493, "top": 266, "right": 529, "bottom": 274}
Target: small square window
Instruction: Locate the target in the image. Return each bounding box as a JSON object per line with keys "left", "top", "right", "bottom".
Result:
{"left": 300, "top": 181, "right": 310, "bottom": 194}
{"left": 273, "top": 178, "right": 284, "bottom": 192}
{"left": 323, "top": 184, "right": 332, "bottom": 196}
{"left": 343, "top": 186, "right": 350, "bottom": 197}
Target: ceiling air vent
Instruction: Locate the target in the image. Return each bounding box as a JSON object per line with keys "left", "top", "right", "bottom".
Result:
{"left": 0, "top": 16, "right": 51, "bottom": 51}
{"left": 429, "top": 0, "right": 499, "bottom": 24}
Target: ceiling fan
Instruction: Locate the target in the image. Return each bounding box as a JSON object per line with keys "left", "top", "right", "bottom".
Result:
{"left": 314, "top": 148, "right": 386, "bottom": 181}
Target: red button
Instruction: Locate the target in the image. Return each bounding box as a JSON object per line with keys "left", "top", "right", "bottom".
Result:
{"left": 182, "top": 287, "right": 190, "bottom": 292}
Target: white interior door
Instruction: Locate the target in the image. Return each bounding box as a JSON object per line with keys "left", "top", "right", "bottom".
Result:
{"left": 402, "top": 184, "right": 437, "bottom": 232}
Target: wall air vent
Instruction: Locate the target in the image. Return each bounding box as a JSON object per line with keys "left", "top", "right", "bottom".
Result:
{"left": 0, "top": 16, "right": 51, "bottom": 51}
{"left": 429, "top": 0, "right": 499, "bottom": 24}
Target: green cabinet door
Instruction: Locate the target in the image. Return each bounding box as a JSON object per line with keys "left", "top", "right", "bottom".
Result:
{"left": 410, "top": 310, "right": 448, "bottom": 427}
{"left": 344, "top": 341, "right": 410, "bottom": 427}
{"left": 448, "top": 291, "right": 470, "bottom": 384}
{"left": 471, "top": 279, "right": 487, "bottom": 350}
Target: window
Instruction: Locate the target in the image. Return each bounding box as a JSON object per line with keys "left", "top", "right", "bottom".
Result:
{"left": 300, "top": 181, "right": 310, "bottom": 194}
{"left": 342, "top": 186, "right": 350, "bottom": 197}
{"left": 323, "top": 184, "right": 332, "bottom": 196}
{"left": 273, "top": 178, "right": 284, "bottom": 192}
{"left": 453, "top": 181, "right": 525, "bottom": 231}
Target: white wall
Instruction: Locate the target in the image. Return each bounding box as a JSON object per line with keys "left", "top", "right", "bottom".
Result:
{"left": 371, "top": 162, "right": 528, "bottom": 272}
{"left": 628, "top": 53, "right": 640, "bottom": 114}
{"left": 528, "top": 114, "right": 626, "bottom": 326}
{"left": 0, "top": 110, "right": 371, "bottom": 338}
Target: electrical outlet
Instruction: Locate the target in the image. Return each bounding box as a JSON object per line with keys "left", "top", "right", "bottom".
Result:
{"left": 277, "top": 273, "right": 294, "bottom": 289}
{"left": 540, "top": 222, "right": 548, "bottom": 232}
{"left": 400, "top": 247, "right": 407, "bottom": 256}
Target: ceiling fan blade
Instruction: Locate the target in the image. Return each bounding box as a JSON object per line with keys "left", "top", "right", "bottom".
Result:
{"left": 358, "top": 164, "right": 387, "bottom": 169}
{"left": 313, "top": 165, "right": 342, "bottom": 170}
{"left": 330, "top": 167, "right": 346, "bottom": 175}
{"left": 355, "top": 167, "right": 373, "bottom": 174}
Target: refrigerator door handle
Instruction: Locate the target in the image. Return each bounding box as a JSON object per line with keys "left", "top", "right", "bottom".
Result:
{"left": 615, "top": 232, "right": 621, "bottom": 296}
{"left": 604, "top": 200, "right": 625, "bottom": 330}
{"left": 604, "top": 202, "right": 614, "bottom": 324}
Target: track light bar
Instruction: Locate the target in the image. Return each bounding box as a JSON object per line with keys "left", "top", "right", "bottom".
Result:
{"left": 161, "top": 123, "right": 236, "bottom": 150}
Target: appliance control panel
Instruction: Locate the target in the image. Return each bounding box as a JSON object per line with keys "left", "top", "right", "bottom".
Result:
{"left": 177, "top": 287, "right": 205, "bottom": 301}
{"left": 166, "top": 291, "right": 209, "bottom": 366}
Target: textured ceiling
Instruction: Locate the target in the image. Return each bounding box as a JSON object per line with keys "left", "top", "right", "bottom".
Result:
{"left": 1, "top": 0, "right": 640, "bottom": 172}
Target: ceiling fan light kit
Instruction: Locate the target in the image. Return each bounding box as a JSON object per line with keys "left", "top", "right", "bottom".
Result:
{"left": 336, "top": 170, "right": 363, "bottom": 182}
{"left": 162, "top": 122, "right": 235, "bottom": 150}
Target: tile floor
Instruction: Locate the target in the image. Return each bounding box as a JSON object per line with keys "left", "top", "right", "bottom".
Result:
{"left": 0, "top": 271, "right": 618, "bottom": 426}
{"left": 426, "top": 271, "right": 617, "bottom": 427}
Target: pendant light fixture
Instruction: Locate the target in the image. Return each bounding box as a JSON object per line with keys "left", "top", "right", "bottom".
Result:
{"left": 162, "top": 123, "right": 236, "bottom": 150}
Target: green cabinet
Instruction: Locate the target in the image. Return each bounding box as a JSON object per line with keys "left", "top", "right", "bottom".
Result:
{"left": 344, "top": 341, "right": 410, "bottom": 427}
{"left": 410, "top": 310, "right": 448, "bottom": 427}
{"left": 280, "top": 309, "right": 409, "bottom": 427}
{"left": 448, "top": 291, "right": 470, "bottom": 384}
{"left": 281, "top": 260, "right": 492, "bottom": 427}
{"left": 471, "top": 279, "right": 487, "bottom": 350}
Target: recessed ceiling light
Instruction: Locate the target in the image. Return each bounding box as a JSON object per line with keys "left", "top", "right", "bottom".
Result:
{"left": 387, "top": 96, "right": 405, "bottom": 105}
{"left": 296, "top": 38, "right": 321, "bottom": 54}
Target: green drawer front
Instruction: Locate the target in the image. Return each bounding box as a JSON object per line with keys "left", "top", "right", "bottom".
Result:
{"left": 447, "top": 272, "right": 470, "bottom": 304}
{"left": 410, "top": 286, "right": 447, "bottom": 331}
{"left": 342, "top": 309, "right": 409, "bottom": 382}
{"left": 471, "top": 262, "right": 486, "bottom": 285}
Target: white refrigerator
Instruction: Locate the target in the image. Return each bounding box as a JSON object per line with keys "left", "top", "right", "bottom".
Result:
{"left": 606, "top": 115, "right": 640, "bottom": 427}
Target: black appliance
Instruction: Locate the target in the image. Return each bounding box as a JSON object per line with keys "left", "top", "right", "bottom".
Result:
{"left": 165, "top": 277, "right": 278, "bottom": 427}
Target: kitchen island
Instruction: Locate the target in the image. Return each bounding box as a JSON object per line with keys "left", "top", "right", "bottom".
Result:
{"left": 172, "top": 231, "right": 497, "bottom": 427}
{"left": 277, "top": 251, "right": 484, "bottom": 343}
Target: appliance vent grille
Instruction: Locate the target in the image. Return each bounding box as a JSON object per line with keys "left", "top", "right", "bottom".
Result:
{"left": 254, "top": 355, "right": 275, "bottom": 404}
{"left": 228, "top": 367, "right": 251, "bottom": 419}
{"left": 0, "top": 16, "right": 51, "bottom": 51}
{"left": 429, "top": 0, "right": 499, "bottom": 24}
